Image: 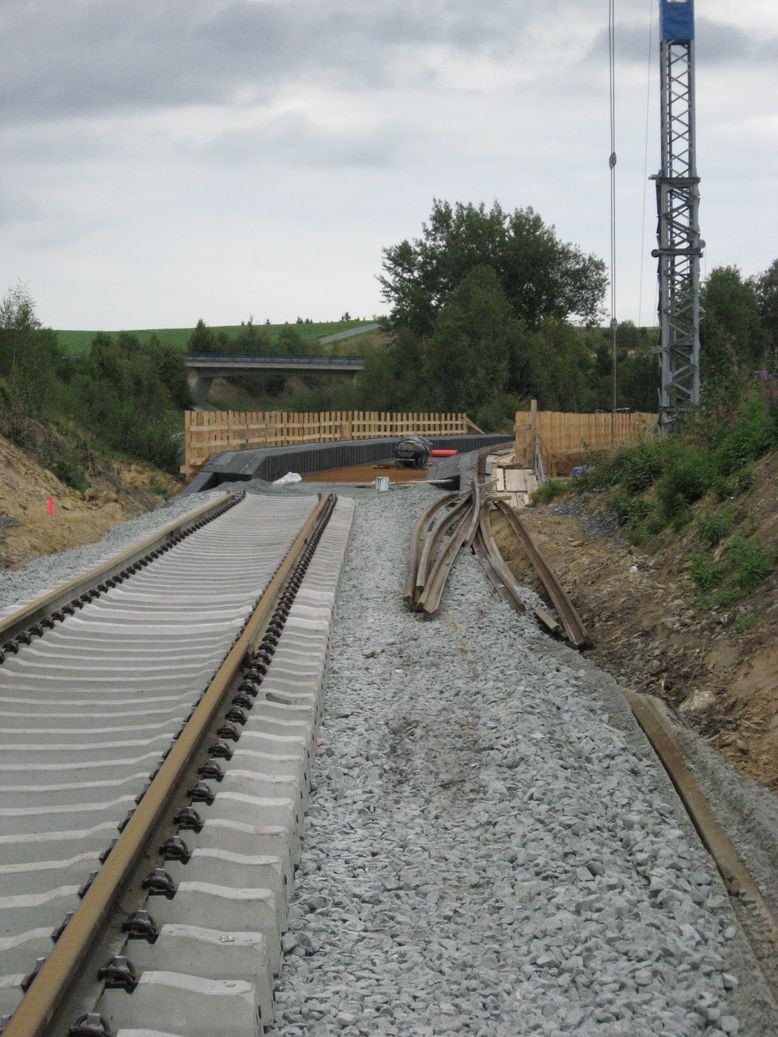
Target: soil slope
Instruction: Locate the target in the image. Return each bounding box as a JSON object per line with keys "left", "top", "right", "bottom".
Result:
{"left": 493, "top": 453, "right": 778, "bottom": 791}
{"left": 0, "top": 434, "right": 180, "bottom": 569}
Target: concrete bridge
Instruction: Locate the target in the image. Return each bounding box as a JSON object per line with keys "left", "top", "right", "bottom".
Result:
{"left": 184, "top": 353, "right": 367, "bottom": 400}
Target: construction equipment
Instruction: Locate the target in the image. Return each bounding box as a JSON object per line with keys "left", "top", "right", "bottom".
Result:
{"left": 652, "top": 0, "right": 703, "bottom": 429}
{"left": 394, "top": 434, "right": 432, "bottom": 469}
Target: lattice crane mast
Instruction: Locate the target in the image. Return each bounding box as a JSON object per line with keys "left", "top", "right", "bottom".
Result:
{"left": 653, "top": 0, "right": 703, "bottom": 428}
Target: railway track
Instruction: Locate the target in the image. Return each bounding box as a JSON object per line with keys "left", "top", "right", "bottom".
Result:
{"left": 0, "top": 489, "right": 355, "bottom": 1037}
{"left": 1, "top": 464, "right": 774, "bottom": 1035}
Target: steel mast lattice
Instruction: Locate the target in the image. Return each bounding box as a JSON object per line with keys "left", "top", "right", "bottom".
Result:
{"left": 652, "top": 0, "right": 703, "bottom": 428}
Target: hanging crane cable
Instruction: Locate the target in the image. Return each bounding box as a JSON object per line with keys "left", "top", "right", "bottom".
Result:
{"left": 608, "top": 0, "right": 618, "bottom": 438}
{"left": 638, "top": 0, "right": 656, "bottom": 327}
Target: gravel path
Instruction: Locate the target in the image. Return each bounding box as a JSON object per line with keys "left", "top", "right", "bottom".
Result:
{"left": 0, "top": 490, "right": 227, "bottom": 614}
{"left": 268, "top": 487, "right": 777, "bottom": 1037}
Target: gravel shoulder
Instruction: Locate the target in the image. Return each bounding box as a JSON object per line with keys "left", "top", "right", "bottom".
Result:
{"left": 269, "top": 487, "right": 777, "bottom": 1037}
{"left": 0, "top": 489, "right": 228, "bottom": 614}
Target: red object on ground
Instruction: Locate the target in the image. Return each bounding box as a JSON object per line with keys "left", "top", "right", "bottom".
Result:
{"left": 47, "top": 495, "right": 55, "bottom": 516}
{"left": 429, "top": 449, "right": 458, "bottom": 457}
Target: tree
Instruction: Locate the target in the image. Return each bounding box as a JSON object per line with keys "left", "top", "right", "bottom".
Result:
{"left": 0, "top": 282, "right": 61, "bottom": 415}
{"left": 0, "top": 281, "right": 42, "bottom": 375}
{"left": 753, "top": 258, "right": 778, "bottom": 365}
{"left": 421, "top": 266, "right": 515, "bottom": 415}
{"left": 149, "top": 335, "right": 191, "bottom": 409}
{"left": 700, "top": 266, "right": 765, "bottom": 380}
{"left": 523, "top": 320, "right": 597, "bottom": 412}
{"left": 188, "top": 319, "right": 220, "bottom": 355}
{"left": 379, "top": 200, "right": 607, "bottom": 336}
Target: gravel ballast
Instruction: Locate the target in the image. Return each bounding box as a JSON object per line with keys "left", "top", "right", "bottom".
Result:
{"left": 268, "top": 487, "right": 777, "bottom": 1037}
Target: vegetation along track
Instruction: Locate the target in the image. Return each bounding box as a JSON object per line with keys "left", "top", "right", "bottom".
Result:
{"left": 0, "top": 488, "right": 355, "bottom": 1036}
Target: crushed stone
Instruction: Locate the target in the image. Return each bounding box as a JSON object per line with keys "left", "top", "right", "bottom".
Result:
{"left": 266, "top": 486, "right": 777, "bottom": 1036}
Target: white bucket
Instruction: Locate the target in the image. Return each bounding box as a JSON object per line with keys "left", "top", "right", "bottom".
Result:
{"left": 374, "top": 476, "right": 390, "bottom": 492}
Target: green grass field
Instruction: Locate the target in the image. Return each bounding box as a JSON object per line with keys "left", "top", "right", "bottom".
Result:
{"left": 55, "top": 320, "right": 376, "bottom": 356}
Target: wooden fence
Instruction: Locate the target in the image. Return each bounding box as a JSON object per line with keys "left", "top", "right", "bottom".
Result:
{"left": 515, "top": 401, "right": 658, "bottom": 476}
{"left": 182, "top": 410, "right": 473, "bottom": 473}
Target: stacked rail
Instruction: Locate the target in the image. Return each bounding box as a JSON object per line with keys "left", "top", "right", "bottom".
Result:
{"left": 405, "top": 478, "right": 588, "bottom": 649}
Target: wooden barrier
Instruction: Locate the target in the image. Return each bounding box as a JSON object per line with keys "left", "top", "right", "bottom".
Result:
{"left": 182, "top": 410, "right": 473, "bottom": 474}
{"left": 514, "top": 403, "right": 658, "bottom": 476}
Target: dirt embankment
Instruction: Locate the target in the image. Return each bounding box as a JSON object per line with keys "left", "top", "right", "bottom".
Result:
{"left": 493, "top": 454, "right": 778, "bottom": 792}
{"left": 0, "top": 434, "right": 181, "bottom": 570}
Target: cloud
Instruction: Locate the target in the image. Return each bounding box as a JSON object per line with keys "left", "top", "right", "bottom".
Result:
{"left": 0, "top": 0, "right": 539, "bottom": 126}
{"left": 0, "top": 187, "right": 41, "bottom": 228}
{"left": 199, "top": 110, "right": 411, "bottom": 169}
{"left": 588, "top": 16, "right": 776, "bottom": 67}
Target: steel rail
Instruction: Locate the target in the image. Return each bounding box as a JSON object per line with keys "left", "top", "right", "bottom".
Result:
{"left": 463, "top": 475, "right": 481, "bottom": 548}
{"left": 491, "top": 499, "right": 589, "bottom": 649}
{"left": 3, "top": 493, "right": 336, "bottom": 1037}
{"left": 626, "top": 691, "right": 778, "bottom": 948}
{"left": 403, "top": 493, "right": 461, "bottom": 608}
{"left": 0, "top": 490, "right": 238, "bottom": 649}
{"left": 471, "top": 525, "right": 517, "bottom": 610}
{"left": 417, "top": 506, "right": 472, "bottom": 615}
{"left": 477, "top": 506, "right": 526, "bottom": 613}
{"left": 415, "top": 495, "right": 468, "bottom": 595}
{"left": 479, "top": 508, "right": 565, "bottom": 636}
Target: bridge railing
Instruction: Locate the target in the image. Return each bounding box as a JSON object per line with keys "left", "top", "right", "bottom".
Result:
{"left": 182, "top": 409, "right": 473, "bottom": 474}
{"left": 184, "top": 354, "right": 365, "bottom": 367}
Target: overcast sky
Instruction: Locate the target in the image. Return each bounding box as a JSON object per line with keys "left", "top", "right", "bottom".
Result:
{"left": 1, "top": 0, "right": 775, "bottom": 331}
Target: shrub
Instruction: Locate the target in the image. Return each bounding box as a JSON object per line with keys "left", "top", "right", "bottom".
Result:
{"left": 728, "top": 535, "right": 775, "bottom": 593}
{"left": 691, "top": 553, "right": 726, "bottom": 593}
{"left": 618, "top": 441, "right": 665, "bottom": 494}
{"left": 530, "top": 479, "right": 568, "bottom": 506}
{"left": 147, "top": 474, "right": 170, "bottom": 497}
{"left": 731, "top": 613, "right": 759, "bottom": 636}
{"left": 608, "top": 490, "right": 650, "bottom": 528}
{"left": 697, "top": 510, "right": 732, "bottom": 547}
{"left": 50, "top": 458, "right": 89, "bottom": 493}
{"left": 709, "top": 394, "right": 777, "bottom": 474}
{"left": 655, "top": 451, "right": 710, "bottom": 522}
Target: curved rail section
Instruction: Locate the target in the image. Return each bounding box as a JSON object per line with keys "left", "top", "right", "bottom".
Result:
{"left": 0, "top": 491, "right": 355, "bottom": 1037}
{"left": 405, "top": 468, "right": 587, "bottom": 650}
{"left": 490, "top": 499, "right": 588, "bottom": 649}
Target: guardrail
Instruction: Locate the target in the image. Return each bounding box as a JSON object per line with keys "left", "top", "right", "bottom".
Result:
{"left": 183, "top": 354, "right": 366, "bottom": 369}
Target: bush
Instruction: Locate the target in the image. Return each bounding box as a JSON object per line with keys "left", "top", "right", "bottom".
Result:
{"left": 731, "top": 613, "right": 759, "bottom": 636}
{"left": 147, "top": 474, "right": 170, "bottom": 497}
{"left": 728, "top": 535, "right": 775, "bottom": 593}
{"left": 655, "top": 451, "right": 711, "bottom": 522}
{"left": 618, "top": 441, "right": 665, "bottom": 494}
{"left": 691, "top": 553, "right": 726, "bottom": 593}
{"left": 697, "top": 510, "right": 732, "bottom": 546}
{"left": 709, "top": 394, "right": 777, "bottom": 473}
{"left": 530, "top": 479, "right": 568, "bottom": 506}
{"left": 608, "top": 490, "right": 651, "bottom": 528}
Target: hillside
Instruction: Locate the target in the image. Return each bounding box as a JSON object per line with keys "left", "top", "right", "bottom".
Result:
{"left": 495, "top": 441, "right": 778, "bottom": 791}
{"left": 0, "top": 433, "right": 180, "bottom": 570}
{"left": 55, "top": 319, "right": 379, "bottom": 356}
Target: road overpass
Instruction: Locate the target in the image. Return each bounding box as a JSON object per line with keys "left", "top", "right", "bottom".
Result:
{"left": 184, "top": 353, "right": 367, "bottom": 400}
